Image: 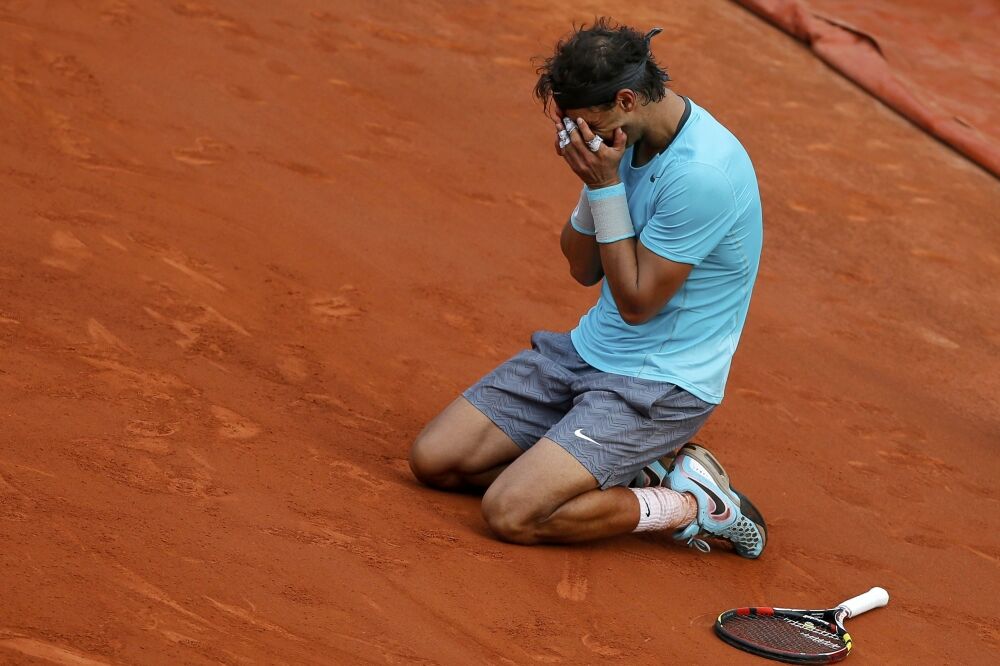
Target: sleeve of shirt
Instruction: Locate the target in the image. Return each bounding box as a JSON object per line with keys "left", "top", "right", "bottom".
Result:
{"left": 639, "top": 163, "right": 738, "bottom": 266}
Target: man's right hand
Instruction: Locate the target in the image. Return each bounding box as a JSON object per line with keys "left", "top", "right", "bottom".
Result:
{"left": 548, "top": 110, "right": 567, "bottom": 156}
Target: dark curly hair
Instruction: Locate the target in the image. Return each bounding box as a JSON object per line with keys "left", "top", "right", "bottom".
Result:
{"left": 534, "top": 17, "right": 670, "bottom": 112}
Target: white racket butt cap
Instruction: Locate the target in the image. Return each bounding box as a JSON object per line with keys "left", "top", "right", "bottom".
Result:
{"left": 838, "top": 587, "right": 889, "bottom": 618}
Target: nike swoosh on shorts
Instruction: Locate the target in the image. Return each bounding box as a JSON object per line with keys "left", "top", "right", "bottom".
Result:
{"left": 573, "top": 429, "right": 602, "bottom": 447}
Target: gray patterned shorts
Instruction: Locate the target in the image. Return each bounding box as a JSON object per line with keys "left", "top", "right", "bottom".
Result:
{"left": 462, "top": 330, "right": 715, "bottom": 489}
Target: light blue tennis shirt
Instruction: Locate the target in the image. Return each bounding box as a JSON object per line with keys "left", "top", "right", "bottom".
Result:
{"left": 571, "top": 98, "right": 762, "bottom": 404}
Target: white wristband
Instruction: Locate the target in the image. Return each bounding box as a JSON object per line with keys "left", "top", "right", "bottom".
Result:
{"left": 569, "top": 188, "right": 596, "bottom": 235}
{"left": 586, "top": 183, "right": 635, "bottom": 244}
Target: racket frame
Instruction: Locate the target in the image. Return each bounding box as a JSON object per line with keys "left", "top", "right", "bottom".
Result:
{"left": 715, "top": 587, "right": 887, "bottom": 663}
{"left": 714, "top": 605, "right": 852, "bottom": 664}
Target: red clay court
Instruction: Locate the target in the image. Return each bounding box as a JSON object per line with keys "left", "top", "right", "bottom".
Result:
{"left": 1, "top": 1, "right": 998, "bottom": 663}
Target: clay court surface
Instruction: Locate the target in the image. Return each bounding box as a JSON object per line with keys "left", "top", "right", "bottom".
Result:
{"left": 1, "top": 1, "right": 998, "bottom": 664}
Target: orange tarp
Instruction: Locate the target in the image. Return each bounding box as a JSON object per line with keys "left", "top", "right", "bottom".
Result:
{"left": 733, "top": 0, "right": 1000, "bottom": 178}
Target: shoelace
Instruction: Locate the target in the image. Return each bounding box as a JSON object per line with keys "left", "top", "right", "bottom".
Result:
{"left": 683, "top": 534, "right": 712, "bottom": 553}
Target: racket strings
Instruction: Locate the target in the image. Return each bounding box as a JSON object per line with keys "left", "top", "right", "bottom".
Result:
{"left": 720, "top": 614, "right": 846, "bottom": 654}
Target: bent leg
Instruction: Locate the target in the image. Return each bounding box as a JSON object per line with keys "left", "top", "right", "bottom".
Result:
{"left": 482, "top": 438, "right": 645, "bottom": 544}
{"left": 409, "top": 396, "right": 524, "bottom": 491}
{"left": 480, "top": 377, "right": 715, "bottom": 544}
{"left": 411, "top": 331, "right": 582, "bottom": 492}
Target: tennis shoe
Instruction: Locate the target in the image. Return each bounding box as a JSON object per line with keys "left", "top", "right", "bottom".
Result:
{"left": 666, "top": 443, "right": 767, "bottom": 559}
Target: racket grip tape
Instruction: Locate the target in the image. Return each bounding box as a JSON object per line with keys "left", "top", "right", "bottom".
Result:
{"left": 838, "top": 587, "right": 889, "bottom": 618}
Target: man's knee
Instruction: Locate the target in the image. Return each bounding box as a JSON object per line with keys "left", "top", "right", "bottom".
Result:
{"left": 408, "top": 431, "right": 460, "bottom": 489}
{"left": 481, "top": 484, "right": 542, "bottom": 545}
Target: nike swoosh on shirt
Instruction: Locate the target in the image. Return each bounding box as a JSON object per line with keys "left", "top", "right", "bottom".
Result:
{"left": 640, "top": 497, "right": 651, "bottom": 517}
{"left": 573, "top": 429, "right": 603, "bottom": 447}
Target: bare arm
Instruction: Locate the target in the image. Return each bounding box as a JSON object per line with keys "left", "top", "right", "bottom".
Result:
{"left": 557, "top": 117, "right": 693, "bottom": 323}
{"left": 548, "top": 114, "right": 605, "bottom": 287}
{"left": 560, "top": 218, "right": 604, "bottom": 286}
{"left": 598, "top": 237, "right": 691, "bottom": 324}
{"left": 559, "top": 204, "right": 690, "bottom": 313}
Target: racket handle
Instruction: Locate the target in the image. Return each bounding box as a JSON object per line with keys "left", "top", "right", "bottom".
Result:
{"left": 838, "top": 587, "right": 890, "bottom": 618}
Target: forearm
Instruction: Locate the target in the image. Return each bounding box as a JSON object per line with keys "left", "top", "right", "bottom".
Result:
{"left": 560, "top": 221, "right": 604, "bottom": 286}
{"left": 586, "top": 183, "right": 649, "bottom": 324}
{"left": 597, "top": 238, "right": 644, "bottom": 322}
{"left": 560, "top": 188, "right": 603, "bottom": 286}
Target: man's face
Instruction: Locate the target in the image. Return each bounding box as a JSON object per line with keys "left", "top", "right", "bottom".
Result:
{"left": 560, "top": 102, "right": 637, "bottom": 147}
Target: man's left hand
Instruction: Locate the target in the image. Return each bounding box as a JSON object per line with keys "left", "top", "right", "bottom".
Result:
{"left": 558, "top": 117, "right": 627, "bottom": 189}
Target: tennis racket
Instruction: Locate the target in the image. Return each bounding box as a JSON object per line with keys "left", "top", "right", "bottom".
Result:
{"left": 715, "top": 587, "right": 889, "bottom": 663}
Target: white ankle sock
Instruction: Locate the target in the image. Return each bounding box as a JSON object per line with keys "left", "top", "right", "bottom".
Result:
{"left": 630, "top": 487, "right": 697, "bottom": 533}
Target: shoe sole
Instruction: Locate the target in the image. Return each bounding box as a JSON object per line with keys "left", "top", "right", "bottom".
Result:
{"left": 730, "top": 487, "right": 768, "bottom": 558}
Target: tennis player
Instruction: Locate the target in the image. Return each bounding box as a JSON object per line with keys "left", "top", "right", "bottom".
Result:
{"left": 410, "top": 19, "right": 766, "bottom": 558}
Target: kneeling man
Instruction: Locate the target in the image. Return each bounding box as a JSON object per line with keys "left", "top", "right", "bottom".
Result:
{"left": 410, "top": 19, "right": 766, "bottom": 558}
